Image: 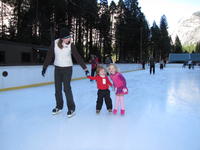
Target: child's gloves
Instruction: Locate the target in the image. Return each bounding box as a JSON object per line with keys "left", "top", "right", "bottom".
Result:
{"left": 85, "top": 70, "right": 89, "bottom": 76}
{"left": 122, "top": 88, "right": 128, "bottom": 94}
{"left": 122, "top": 88, "right": 128, "bottom": 93}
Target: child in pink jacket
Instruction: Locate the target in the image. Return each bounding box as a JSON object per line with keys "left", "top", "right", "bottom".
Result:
{"left": 108, "top": 64, "right": 128, "bottom": 115}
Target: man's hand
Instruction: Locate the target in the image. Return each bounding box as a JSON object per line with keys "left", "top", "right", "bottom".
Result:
{"left": 42, "top": 68, "right": 46, "bottom": 77}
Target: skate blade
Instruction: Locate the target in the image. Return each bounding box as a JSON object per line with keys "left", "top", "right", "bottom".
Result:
{"left": 52, "top": 110, "right": 62, "bottom": 115}
{"left": 67, "top": 112, "right": 76, "bottom": 118}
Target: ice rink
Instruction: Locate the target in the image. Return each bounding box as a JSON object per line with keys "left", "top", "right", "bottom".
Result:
{"left": 1, "top": 65, "right": 200, "bottom": 150}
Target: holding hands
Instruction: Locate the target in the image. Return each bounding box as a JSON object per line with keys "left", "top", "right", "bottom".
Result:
{"left": 85, "top": 70, "right": 90, "bottom": 76}
{"left": 112, "top": 86, "right": 116, "bottom": 92}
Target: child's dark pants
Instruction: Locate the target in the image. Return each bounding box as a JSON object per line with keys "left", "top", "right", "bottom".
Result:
{"left": 96, "top": 89, "right": 112, "bottom": 110}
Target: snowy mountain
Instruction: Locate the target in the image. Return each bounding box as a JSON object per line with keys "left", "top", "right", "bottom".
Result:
{"left": 171, "top": 11, "right": 200, "bottom": 45}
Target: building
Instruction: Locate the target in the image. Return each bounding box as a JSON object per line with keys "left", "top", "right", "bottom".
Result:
{"left": 168, "top": 53, "right": 200, "bottom": 63}
{"left": 0, "top": 40, "right": 48, "bottom": 66}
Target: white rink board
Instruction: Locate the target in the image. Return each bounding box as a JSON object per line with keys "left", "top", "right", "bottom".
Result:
{"left": 0, "top": 64, "right": 142, "bottom": 89}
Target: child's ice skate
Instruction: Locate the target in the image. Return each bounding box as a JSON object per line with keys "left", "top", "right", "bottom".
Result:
{"left": 121, "top": 109, "right": 125, "bottom": 115}
{"left": 108, "top": 109, "right": 112, "bottom": 113}
{"left": 113, "top": 109, "right": 117, "bottom": 115}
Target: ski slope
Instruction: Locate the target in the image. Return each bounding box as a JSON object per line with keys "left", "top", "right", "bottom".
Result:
{"left": 0, "top": 65, "right": 200, "bottom": 150}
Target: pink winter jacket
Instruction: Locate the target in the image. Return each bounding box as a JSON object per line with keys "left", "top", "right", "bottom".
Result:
{"left": 110, "top": 72, "right": 127, "bottom": 88}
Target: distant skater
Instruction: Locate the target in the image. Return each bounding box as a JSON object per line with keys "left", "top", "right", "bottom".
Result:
{"left": 105, "top": 55, "right": 113, "bottom": 67}
{"left": 105, "top": 55, "right": 113, "bottom": 75}
{"left": 142, "top": 60, "right": 145, "bottom": 69}
{"left": 149, "top": 57, "right": 155, "bottom": 74}
{"left": 108, "top": 64, "right": 128, "bottom": 115}
{"left": 182, "top": 62, "right": 187, "bottom": 68}
{"left": 164, "top": 59, "right": 167, "bottom": 67}
{"left": 87, "top": 66, "right": 113, "bottom": 114}
{"left": 89, "top": 54, "right": 99, "bottom": 81}
{"left": 160, "top": 60, "right": 164, "bottom": 70}
{"left": 42, "top": 27, "right": 89, "bottom": 118}
{"left": 188, "top": 60, "right": 192, "bottom": 69}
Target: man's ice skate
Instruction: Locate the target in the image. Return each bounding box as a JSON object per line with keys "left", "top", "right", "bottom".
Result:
{"left": 52, "top": 108, "right": 62, "bottom": 115}
{"left": 96, "top": 110, "right": 100, "bottom": 114}
{"left": 67, "top": 110, "right": 76, "bottom": 118}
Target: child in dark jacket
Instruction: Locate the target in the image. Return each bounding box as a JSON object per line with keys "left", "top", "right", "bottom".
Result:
{"left": 87, "top": 66, "right": 113, "bottom": 114}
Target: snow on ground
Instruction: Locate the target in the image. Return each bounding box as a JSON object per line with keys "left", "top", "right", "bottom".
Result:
{"left": 0, "top": 65, "right": 200, "bottom": 150}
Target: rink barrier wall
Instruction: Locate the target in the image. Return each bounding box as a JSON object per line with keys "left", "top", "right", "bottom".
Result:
{"left": 0, "top": 64, "right": 142, "bottom": 92}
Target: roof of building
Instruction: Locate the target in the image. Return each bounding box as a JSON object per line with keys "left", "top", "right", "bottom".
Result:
{"left": 169, "top": 53, "right": 200, "bottom": 62}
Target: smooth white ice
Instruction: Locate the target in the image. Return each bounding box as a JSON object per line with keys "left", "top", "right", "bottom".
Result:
{"left": 0, "top": 65, "right": 200, "bottom": 150}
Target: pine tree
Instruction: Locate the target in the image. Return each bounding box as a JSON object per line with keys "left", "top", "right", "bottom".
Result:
{"left": 174, "top": 35, "right": 182, "bottom": 53}
{"left": 196, "top": 41, "right": 200, "bottom": 53}
{"left": 1, "top": 0, "right": 31, "bottom": 41}
{"left": 109, "top": 1, "right": 117, "bottom": 49}
{"left": 0, "top": 0, "right": 156, "bottom": 62}
{"left": 98, "top": 0, "right": 112, "bottom": 62}
{"left": 115, "top": 0, "right": 126, "bottom": 61}
{"left": 138, "top": 13, "right": 150, "bottom": 62}
{"left": 83, "top": 0, "right": 98, "bottom": 60}
{"left": 159, "top": 15, "right": 171, "bottom": 60}
{"left": 150, "top": 21, "right": 161, "bottom": 60}
{"left": 0, "top": 1, "right": 8, "bottom": 39}
{"left": 124, "top": 0, "right": 140, "bottom": 62}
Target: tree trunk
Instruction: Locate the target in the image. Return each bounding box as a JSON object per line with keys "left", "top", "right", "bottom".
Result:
{"left": 1, "top": 1, "right": 4, "bottom": 38}
{"left": 89, "top": 27, "right": 93, "bottom": 58}
{"left": 16, "top": 0, "right": 22, "bottom": 37}
{"left": 75, "top": 18, "right": 78, "bottom": 43}
{"left": 85, "top": 24, "right": 89, "bottom": 60}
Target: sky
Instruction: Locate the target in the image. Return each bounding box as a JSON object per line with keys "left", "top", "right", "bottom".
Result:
{"left": 108, "top": 0, "right": 200, "bottom": 33}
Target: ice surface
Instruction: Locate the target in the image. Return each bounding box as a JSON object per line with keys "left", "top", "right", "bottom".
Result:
{"left": 0, "top": 65, "right": 200, "bottom": 150}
